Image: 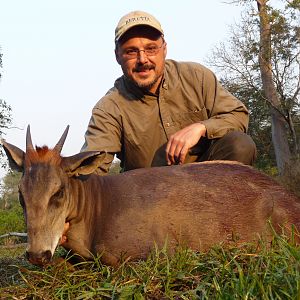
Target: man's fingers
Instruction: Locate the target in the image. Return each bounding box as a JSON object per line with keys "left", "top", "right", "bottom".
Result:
{"left": 166, "top": 138, "right": 176, "bottom": 165}
{"left": 173, "top": 139, "right": 186, "bottom": 164}
{"left": 59, "top": 222, "right": 70, "bottom": 246}
{"left": 167, "top": 147, "right": 176, "bottom": 165}
{"left": 60, "top": 235, "right": 67, "bottom": 245}
{"left": 179, "top": 145, "right": 189, "bottom": 164}
{"left": 166, "top": 136, "right": 184, "bottom": 165}
{"left": 165, "top": 139, "right": 171, "bottom": 165}
{"left": 167, "top": 138, "right": 187, "bottom": 165}
{"left": 166, "top": 123, "right": 206, "bottom": 165}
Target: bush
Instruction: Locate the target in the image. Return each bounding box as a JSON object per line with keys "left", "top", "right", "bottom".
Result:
{"left": 277, "top": 158, "right": 300, "bottom": 197}
{"left": 0, "top": 203, "right": 25, "bottom": 245}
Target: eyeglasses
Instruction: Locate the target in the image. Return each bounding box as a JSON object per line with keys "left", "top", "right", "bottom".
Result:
{"left": 122, "top": 42, "right": 164, "bottom": 59}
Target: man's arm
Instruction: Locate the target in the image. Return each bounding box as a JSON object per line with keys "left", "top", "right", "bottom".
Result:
{"left": 166, "top": 65, "right": 249, "bottom": 165}
{"left": 81, "top": 101, "right": 122, "bottom": 175}
{"left": 201, "top": 80, "right": 249, "bottom": 139}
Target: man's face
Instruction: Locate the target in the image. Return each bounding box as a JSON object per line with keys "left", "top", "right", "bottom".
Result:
{"left": 115, "top": 26, "right": 167, "bottom": 94}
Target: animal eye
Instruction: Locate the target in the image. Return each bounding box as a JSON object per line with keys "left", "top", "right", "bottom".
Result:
{"left": 50, "top": 188, "right": 64, "bottom": 207}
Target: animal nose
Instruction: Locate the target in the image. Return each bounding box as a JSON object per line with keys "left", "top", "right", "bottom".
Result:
{"left": 26, "top": 250, "right": 52, "bottom": 266}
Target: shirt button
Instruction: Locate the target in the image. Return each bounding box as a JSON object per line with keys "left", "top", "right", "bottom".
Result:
{"left": 166, "top": 122, "right": 170, "bottom": 127}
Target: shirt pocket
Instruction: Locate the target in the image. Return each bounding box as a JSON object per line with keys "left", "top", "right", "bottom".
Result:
{"left": 171, "top": 108, "right": 208, "bottom": 128}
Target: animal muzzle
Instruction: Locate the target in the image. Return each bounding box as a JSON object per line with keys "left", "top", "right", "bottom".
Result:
{"left": 26, "top": 250, "right": 53, "bottom": 266}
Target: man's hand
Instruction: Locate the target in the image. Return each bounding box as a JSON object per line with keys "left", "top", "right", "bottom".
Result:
{"left": 166, "top": 122, "right": 207, "bottom": 165}
{"left": 59, "top": 222, "right": 70, "bottom": 246}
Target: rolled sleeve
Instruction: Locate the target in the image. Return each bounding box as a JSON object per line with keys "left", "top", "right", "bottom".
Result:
{"left": 200, "top": 69, "right": 249, "bottom": 139}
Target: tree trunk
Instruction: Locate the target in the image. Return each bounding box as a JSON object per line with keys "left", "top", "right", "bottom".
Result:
{"left": 256, "top": 0, "right": 292, "bottom": 174}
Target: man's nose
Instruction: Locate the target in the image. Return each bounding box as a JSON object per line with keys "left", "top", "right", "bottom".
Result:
{"left": 137, "top": 50, "right": 148, "bottom": 63}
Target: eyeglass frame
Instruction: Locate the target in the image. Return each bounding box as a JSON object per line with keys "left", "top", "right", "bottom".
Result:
{"left": 119, "top": 39, "right": 165, "bottom": 60}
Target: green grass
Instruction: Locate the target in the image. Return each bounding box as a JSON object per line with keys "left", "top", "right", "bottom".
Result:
{"left": 0, "top": 204, "right": 25, "bottom": 242}
{"left": 1, "top": 233, "right": 300, "bottom": 299}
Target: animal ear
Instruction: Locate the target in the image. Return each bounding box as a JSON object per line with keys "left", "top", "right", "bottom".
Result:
{"left": 1, "top": 140, "right": 25, "bottom": 172}
{"left": 61, "top": 151, "right": 106, "bottom": 177}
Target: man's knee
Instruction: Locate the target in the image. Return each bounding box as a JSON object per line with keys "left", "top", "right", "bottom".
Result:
{"left": 207, "top": 131, "right": 257, "bottom": 165}
{"left": 226, "top": 131, "right": 255, "bottom": 152}
{"left": 227, "top": 131, "right": 256, "bottom": 163}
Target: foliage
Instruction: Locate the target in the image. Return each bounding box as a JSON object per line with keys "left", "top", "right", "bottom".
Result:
{"left": 207, "top": 1, "right": 300, "bottom": 172}
{"left": 0, "top": 205, "right": 25, "bottom": 242}
{"left": 0, "top": 99, "right": 12, "bottom": 135}
{"left": 1, "top": 233, "right": 300, "bottom": 299}
{"left": 0, "top": 196, "right": 25, "bottom": 245}
{"left": 0, "top": 47, "right": 13, "bottom": 168}
{"left": 0, "top": 170, "right": 21, "bottom": 209}
{"left": 0, "top": 99, "right": 12, "bottom": 167}
{"left": 109, "top": 160, "right": 121, "bottom": 175}
{"left": 0, "top": 171, "right": 25, "bottom": 244}
{"left": 276, "top": 157, "right": 300, "bottom": 196}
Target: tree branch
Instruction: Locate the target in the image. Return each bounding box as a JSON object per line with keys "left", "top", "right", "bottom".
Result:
{"left": 0, "top": 232, "right": 27, "bottom": 239}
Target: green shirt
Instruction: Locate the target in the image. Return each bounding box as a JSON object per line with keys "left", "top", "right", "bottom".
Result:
{"left": 82, "top": 59, "right": 249, "bottom": 174}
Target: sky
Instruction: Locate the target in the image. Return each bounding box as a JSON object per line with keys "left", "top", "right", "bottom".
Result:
{"left": 0, "top": 0, "right": 245, "bottom": 177}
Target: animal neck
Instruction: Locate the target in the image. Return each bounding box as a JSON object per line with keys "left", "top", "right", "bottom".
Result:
{"left": 66, "top": 176, "right": 100, "bottom": 220}
{"left": 60, "top": 174, "right": 106, "bottom": 258}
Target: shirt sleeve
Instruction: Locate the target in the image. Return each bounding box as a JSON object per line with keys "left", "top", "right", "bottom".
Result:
{"left": 199, "top": 66, "right": 249, "bottom": 139}
{"left": 81, "top": 98, "right": 122, "bottom": 175}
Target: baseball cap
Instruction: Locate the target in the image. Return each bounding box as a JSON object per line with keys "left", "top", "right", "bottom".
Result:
{"left": 115, "top": 11, "right": 164, "bottom": 42}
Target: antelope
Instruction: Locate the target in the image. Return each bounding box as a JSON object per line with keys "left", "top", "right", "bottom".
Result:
{"left": 2, "top": 126, "right": 300, "bottom": 266}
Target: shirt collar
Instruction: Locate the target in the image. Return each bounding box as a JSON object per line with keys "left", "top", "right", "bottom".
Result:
{"left": 122, "top": 75, "right": 163, "bottom": 100}
{"left": 161, "top": 66, "right": 168, "bottom": 90}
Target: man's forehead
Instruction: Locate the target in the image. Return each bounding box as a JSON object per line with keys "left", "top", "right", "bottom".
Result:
{"left": 118, "top": 25, "right": 162, "bottom": 45}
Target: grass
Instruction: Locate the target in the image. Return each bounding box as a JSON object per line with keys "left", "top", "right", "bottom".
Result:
{"left": 1, "top": 233, "right": 300, "bottom": 299}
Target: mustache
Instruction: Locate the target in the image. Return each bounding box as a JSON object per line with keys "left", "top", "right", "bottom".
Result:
{"left": 133, "top": 64, "right": 155, "bottom": 72}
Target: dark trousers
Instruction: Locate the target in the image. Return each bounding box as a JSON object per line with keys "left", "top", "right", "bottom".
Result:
{"left": 187, "top": 131, "right": 257, "bottom": 166}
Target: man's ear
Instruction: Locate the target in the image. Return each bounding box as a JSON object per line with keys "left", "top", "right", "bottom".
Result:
{"left": 61, "top": 151, "right": 107, "bottom": 177}
{"left": 1, "top": 140, "right": 25, "bottom": 172}
{"left": 163, "top": 41, "right": 167, "bottom": 59}
{"left": 115, "top": 47, "right": 122, "bottom": 65}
